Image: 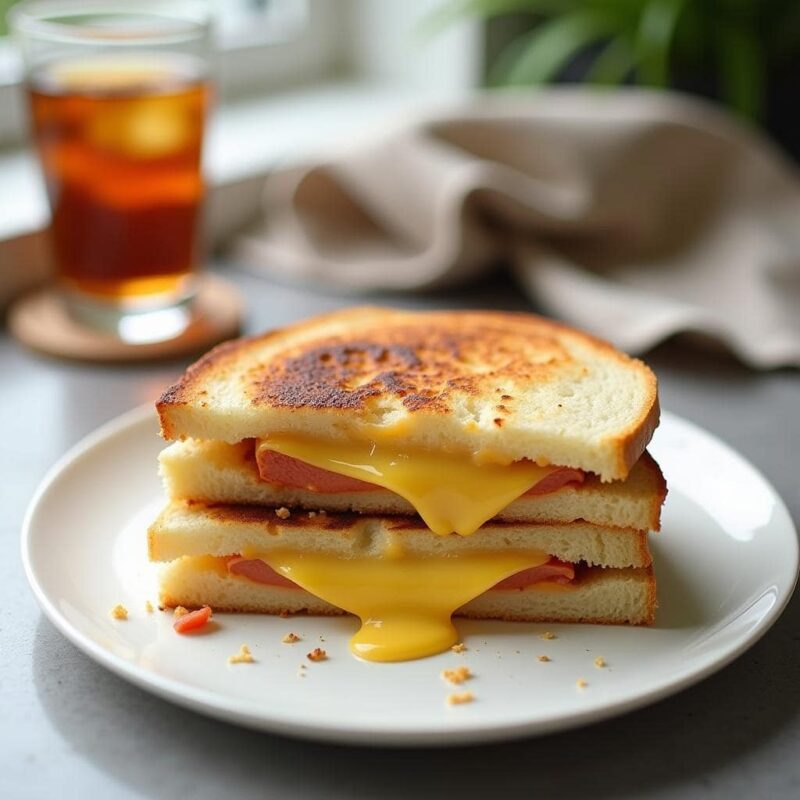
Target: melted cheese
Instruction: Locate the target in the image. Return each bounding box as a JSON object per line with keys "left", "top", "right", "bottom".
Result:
{"left": 256, "top": 436, "right": 557, "bottom": 536}
{"left": 253, "top": 547, "right": 550, "bottom": 662}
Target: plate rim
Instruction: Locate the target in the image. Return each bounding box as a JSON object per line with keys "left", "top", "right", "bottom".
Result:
{"left": 21, "top": 405, "right": 800, "bottom": 747}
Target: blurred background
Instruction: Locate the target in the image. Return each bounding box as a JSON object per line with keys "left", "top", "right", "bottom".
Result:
{"left": 0, "top": 1, "right": 481, "bottom": 257}
{"left": 2, "top": 0, "right": 800, "bottom": 320}
{"left": 2, "top": 0, "right": 799, "bottom": 162}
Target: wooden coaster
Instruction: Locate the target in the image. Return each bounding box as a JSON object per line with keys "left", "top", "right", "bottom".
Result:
{"left": 8, "top": 275, "right": 243, "bottom": 363}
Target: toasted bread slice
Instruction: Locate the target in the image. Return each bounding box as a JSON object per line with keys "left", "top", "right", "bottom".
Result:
{"left": 159, "top": 556, "right": 656, "bottom": 626}
{"left": 148, "top": 501, "right": 653, "bottom": 569}
{"left": 159, "top": 441, "right": 666, "bottom": 531}
{"left": 157, "top": 308, "right": 659, "bottom": 481}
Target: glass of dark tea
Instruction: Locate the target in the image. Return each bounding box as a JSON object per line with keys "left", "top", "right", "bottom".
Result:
{"left": 10, "top": 1, "right": 211, "bottom": 343}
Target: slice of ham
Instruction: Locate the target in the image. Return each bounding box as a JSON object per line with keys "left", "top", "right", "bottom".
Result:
{"left": 257, "top": 449, "right": 376, "bottom": 493}
{"left": 226, "top": 556, "right": 575, "bottom": 590}
{"left": 491, "top": 559, "right": 575, "bottom": 589}
{"left": 524, "top": 468, "right": 584, "bottom": 495}
{"left": 227, "top": 556, "right": 297, "bottom": 588}
{"left": 256, "top": 448, "right": 584, "bottom": 496}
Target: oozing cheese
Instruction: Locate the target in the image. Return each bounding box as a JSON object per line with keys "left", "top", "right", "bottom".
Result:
{"left": 256, "top": 436, "right": 557, "bottom": 536}
{"left": 251, "top": 547, "right": 550, "bottom": 662}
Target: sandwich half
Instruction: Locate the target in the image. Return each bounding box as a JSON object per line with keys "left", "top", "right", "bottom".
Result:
{"left": 151, "top": 307, "right": 665, "bottom": 661}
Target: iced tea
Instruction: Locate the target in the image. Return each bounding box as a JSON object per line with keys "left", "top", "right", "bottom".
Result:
{"left": 28, "top": 55, "right": 209, "bottom": 303}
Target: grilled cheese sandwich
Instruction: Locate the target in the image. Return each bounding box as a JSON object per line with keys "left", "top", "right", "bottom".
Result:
{"left": 151, "top": 307, "right": 665, "bottom": 661}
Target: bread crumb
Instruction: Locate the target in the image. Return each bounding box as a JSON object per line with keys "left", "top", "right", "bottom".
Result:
{"left": 446, "top": 691, "right": 474, "bottom": 706}
{"left": 145, "top": 600, "right": 154, "bottom": 614}
{"left": 577, "top": 678, "right": 588, "bottom": 689}
{"left": 594, "top": 656, "right": 607, "bottom": 668}
{"left": 441, "top": 666, "right": 472, "bottom": 684}
{"left": 307, "top": 647, "right": 327, "bottom": 662}
{"left": 110, "top": 604, "right": 128, "bottom": 620}
{"left": 275, "top": 507, "right": 291, "bottom": 520}
{"left": 451, "top": 642, "right": 467, "bottom": 654}
{"left": 308, "top": 511, "right": 317, "bottom": 518}
{"left": 228, "top": 644, "right": 255, "bottom": 664}
{"left": 539, "top": 631, "right": 556, "bottom": 640}
{"left": 173, "top": 606, "right": 189, "bottom": 619}
{"left": 537, "top": 655, "right": 550, "bottom": 662}
{"left": 282, "top": 632, "right": 301, "bottom": 644}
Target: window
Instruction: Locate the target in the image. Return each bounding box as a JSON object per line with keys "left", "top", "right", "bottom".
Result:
{"left": 0, "top": 0, "right": 340, "bottom": 145}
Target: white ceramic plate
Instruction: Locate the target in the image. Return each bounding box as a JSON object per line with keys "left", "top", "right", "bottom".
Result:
{"left": 22, "top": 406, "right": 798, "bottom": 746}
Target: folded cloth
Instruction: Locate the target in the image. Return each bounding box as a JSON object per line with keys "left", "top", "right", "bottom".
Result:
{"left": 235, "top": 88, "right": 800, "bottom": 369}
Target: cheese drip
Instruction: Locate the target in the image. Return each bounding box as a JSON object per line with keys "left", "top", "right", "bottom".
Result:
{"left": 254, "top": 548, "right": 550, "bottom": 662}
{"left": 256, "top": 436, "right": 556, "bottom": 536}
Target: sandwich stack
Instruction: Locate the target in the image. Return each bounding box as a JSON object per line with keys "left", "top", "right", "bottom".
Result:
{"left": 149, "top": 308, "right": 666, "bottom": 661}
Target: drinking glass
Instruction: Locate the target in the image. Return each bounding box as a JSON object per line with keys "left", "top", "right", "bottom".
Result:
{"left": 10, "top": 0, "right": 212, "bottom": 343}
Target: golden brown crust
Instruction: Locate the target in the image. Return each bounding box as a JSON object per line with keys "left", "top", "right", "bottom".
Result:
{"left": 639, "top": 450, "right": 668, "bottom": 531}
{"left": 156, "top": 307, "right": 660, "bottom": 478}
{"left": 159, "top": 308, "right": 578, "bottom": 413}
{"left": 615, "top": 389, "right": 661, "bottom": 478}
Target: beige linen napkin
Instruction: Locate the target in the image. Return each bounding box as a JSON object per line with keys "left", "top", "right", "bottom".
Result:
{"left": 235, "top": 89, "right": 800, "bottom": 369}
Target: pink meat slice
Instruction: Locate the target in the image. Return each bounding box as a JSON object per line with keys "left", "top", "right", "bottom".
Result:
{"left": 256, "top": 449, "right": 584, "bottom": 496}
{"left": 226, "top": 556, "right": 575, "bottom": 590}
{"left": 227, "top": 556, "right": 297, "bottom": 588}
{"left": 491, "top": 559, "right": 575, "bottom": 589}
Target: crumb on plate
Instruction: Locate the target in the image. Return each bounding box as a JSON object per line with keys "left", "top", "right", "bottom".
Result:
{"left": 577, "top": 678, "right": 588, "bottom": 689}
{"left": 228, "top": 644, "right": 255, "bottom": 664}
{"left": 307, "top": 647, "right": 327, "bottom": 662}
{"left": 594, "top": 656, "right": 607, "bottom": 668}
{"left": 539, "top": 631, "right": 556, "bottom": 640}
{"left": 173, "top": 605, "right": 189, "bottom": 618}
{"left": 110, "top": 604, "right": 128, "bottom": 621}
{"left": 145, "top": 600, "right": 154, "bottom": 614}
{"left": 441, "top": 666, "right": 472, "bottom": 685}
{"left": 446, "top": 691, "right": 474, "bottom": 706}
{"left": 537, "top": 655, "right": 550, "bottom": 663}
{"left": 282, "top": 632, "right": 301, "bottom": 644}
{"left": 451, "top": 642, "right": 467, "bottom": 654}
{"left": 275, "top": 507, "right": 291, "bottom": 520}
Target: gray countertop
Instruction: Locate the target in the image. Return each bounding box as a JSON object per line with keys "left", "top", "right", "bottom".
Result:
{"left": 2, "top": 267, "right": 798, "bottom": 800}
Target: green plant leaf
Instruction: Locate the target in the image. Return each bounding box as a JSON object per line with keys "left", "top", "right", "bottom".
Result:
{"left": 491, "top": 10, "right": 615, "bottom": 86}
{"left": 716, "top": 22, "right": 764, "bottom": 120}
{"left": 635, "top": 0, "right": 687, "bottom": 86}
{"left": 418, "top": 0, "right": 578, "bottom": 39}
{"left": 585, "top": 34, "right": 635, "bottom": 85}
{"left": 0, "top": 0, "right": 22, "bottom": 37}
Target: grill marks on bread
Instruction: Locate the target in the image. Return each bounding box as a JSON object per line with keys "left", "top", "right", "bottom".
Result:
{"left": 248, "top": 323, "right": 573, "bottom": 414}
{"left": 156, "top": 307, "right": 660, "bottom": 481}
